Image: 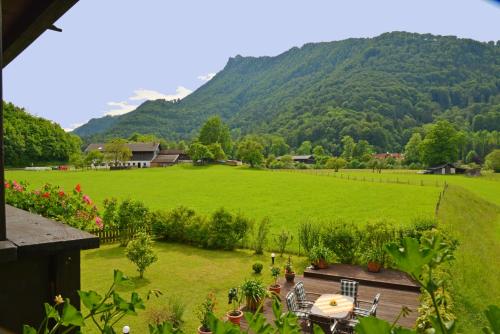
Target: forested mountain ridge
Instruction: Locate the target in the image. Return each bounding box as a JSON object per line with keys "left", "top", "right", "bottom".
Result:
{"left": 74, "top": 32, "right": 500, "bottom": 152}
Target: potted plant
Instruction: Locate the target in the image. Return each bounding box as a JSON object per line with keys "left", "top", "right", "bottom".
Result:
{"left": 309, "top": 242, "right": 333, "bottom": 269}
{"left": 364, "top": 248, "right": 384, "bottom": 273}
{"left": 197, "top": 294, "right": 216, "bottom": 334}
{"left": 226, "top": 287, "right": 244, "bottom": 326}
{"left": 241, "top": 279, "right": 267, "bottom": 312}
{"left": 269, "top": 267, "right": 281, "bottom": 294}
{"left": 284, "top": 256, "right": 295, "bottom": 283}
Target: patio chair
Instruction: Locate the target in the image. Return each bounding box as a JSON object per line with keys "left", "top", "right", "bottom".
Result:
{"left": 293, "top": 281, "right": 321, "bottom": 310}
{"left": 354, "top": 293, "right": 381, "bottom": 318}
{"left": 339, "top": 279, "right": 359, "bottom": 306}
{"left": 309, "top": 315, "right": 339, "bottom": 334}
{"left": 285, "top": 291, "right": 311, "bottom": 322}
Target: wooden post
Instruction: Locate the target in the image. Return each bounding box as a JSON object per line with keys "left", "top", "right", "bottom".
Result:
{"left": 0, "top": 2, "right": 6, "bottom": 241}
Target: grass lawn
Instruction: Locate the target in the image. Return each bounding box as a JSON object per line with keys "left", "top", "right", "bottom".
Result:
{"left": 6, "top": 165, "right": 440, "bottom": 250}
{"left": 437, "top": 185, "right": 500, "bottom": 332}
{"left": 81, "top": 243, "right": 307, "bottom": 333}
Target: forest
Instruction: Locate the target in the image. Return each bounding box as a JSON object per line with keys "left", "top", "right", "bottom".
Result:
{"left": 74, "top": 32, "right": 500, "bottom": 153}
{"left": 3, "top": 102, "right": 81, "bottom": 166}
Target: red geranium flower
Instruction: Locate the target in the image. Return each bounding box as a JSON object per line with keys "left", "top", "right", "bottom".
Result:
{"left": 42, "top": 192, "right": 50, "bottom": 198}
{"left": 4, "top": 181, "right": 10, "bottom": 189}
{"left": 75, "top": 184, "right": 81, "bottom": 193}
{"left": 58, "top": 191, "right": 65, "bottom": 197}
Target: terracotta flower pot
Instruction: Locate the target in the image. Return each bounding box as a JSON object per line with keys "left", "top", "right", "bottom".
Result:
{"left": 269, "top": 284, "right": 281, "bottom": 294}
{"left": 367, "top": 261, "right": 382, "bottom": 273}
{"left": 315, "top": 258, "right": 328, "bottom": 269}
{"left": 198, "top": 326, "right": 212, "bottom": 334}
{"left": 246, "top": 296, "right": 262, "bottom": 312}
{"left": 227, "top": 310, "right": 244, "bottom": 326}
{"left": 285, "top": 272, "right": 295, "bottom": 283}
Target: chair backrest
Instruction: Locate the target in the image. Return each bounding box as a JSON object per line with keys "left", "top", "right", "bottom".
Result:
{"left": 285, "top": 291, "right": 298, "bottom": 312}
{"left": 370, "top": 293, "right": 381, "bottom": 316}
{"left": 294, "top": 281, "right": 306, "bottom": 302}
{"left": 340, "top": 279, "right": 359, "bottom": 301}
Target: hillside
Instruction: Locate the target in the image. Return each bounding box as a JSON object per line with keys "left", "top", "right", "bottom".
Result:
{"left": 74, "top": 32, "right": 500, "bottom": 152}
{"left": 3, "top": 102, "right": 81, "bottom": 166}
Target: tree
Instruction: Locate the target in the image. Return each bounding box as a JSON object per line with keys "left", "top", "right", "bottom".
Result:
{"left": 420, "top": 121, "right": 459, "bottom": 166}
{"left": 237, "top": 139, "right": 264, "bottom": 167}
{"left": 352, "top": 140, "right": 373, "bottom": 160}
{"left": 341, "top": 136, "right": 356, "bottom": 161}
{"left": 279, "top": 155, "right": 294, "bottom": 168}
{"left": 208, "top": 143, "right": 226, "bottom": 161}
{"left": 485, "top": 149, "right": 500, "bottom": 172}
{"left": 465, "top": 150, "right": 480, "bottom": 164}
{"left": 296, "top": 141, "right": 312, "bottom": 155}
{"left": 325, "top": 157, "right": 346, "bottom": 172}
{"left": 104, "top": 139, "right": 132, "bottom": 166}
{"left": 188, "top": 143, "right": 213, "bottom": 165}
{"left": 270, "top": 137, "right": 289, "bottom": 156}
{"left": 125, "top": 231, "right": 158, "bottom": 278}
{"left": 198, "top": 116, "right": 232, "bottom": 154}
{"left": 85, "top": 149, "right": 104, "bottom": 168}
{"left": 404, "top": 133, "right": 423, "bottom": 164}
{"left": 69, "top": 152, "right": 85, "bottom": 170}
{"left": 312, "top": 145, "right": 326, "bottom": 157}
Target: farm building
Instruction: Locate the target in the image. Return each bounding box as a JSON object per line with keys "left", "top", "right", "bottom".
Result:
{"left": 277, "top": 155, "right": 316, "bottom": 164}
{"left": 226, "top": 159, "right": 243, "bottom": 166}
{"left": 423, "top": 163, "right": 467, "bottom": 175}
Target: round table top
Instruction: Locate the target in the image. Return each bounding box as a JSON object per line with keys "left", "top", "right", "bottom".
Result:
{"left": 310, "top": 294, "right": 354, "bottom": 319}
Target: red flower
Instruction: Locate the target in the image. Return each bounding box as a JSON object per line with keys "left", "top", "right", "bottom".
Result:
{"left": 95, "top": 216, "right": 103, "bottom": 229}
{"left": 75, "top": 184, "right": 81, "bottom": 193}
{"left": 4, "top": 182, "right": 10, "bottom": 189}
{"left": 58, "top": 191, "right": 65, "bottom": 197}
{"left": 82, "top": 195, "right": 92, "bottom": 205}
{"left": 42, "top": 192, "right": 50, "bottom": 198}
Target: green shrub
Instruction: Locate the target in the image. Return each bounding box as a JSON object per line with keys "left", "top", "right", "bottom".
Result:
{"left": 298, "top": 220, "right": 321, "bottom": 255}
{"left": 361, "top": 221, "right": 396, "bottom": 266}
{"left": 152, "top": 206, "right": 196, "bottom": 242}
{"left": 321, "top": 220, "right": 360, "bottom": 263}
{"left": 309, "top": 241, "right": 334, "bottom": 263}
{"left": 125, "top": 231, "right": 158, "bottom": 278}
{"left": 117, "top": 198, "right": 150, "bottom": 246}
{"left": 274, "top": 229, "right": 293, "bottom": 257}
{"left": 204, "top": 208, "right": 251, "bottom": 250}
{"left": 252, "top": 217, "right": 271, "bottom": 254}
{"left": 252, "top": 262, "right": 264, "bottom": 274}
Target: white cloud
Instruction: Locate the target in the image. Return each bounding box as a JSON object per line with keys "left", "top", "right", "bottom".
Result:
{"left": 197, "top": 73, "right": 216, "bottom": 82}
{"left": 103, "top": 86, "right": 193, "bottom": 117}
{"left": 105, "top": 101, "right": 138, "bottom": 116}
{"left": 63, "top": 122, "right": 84, "bottom": 132}
{"left": 129, "top": 87, "right": 192, "bottom": 101}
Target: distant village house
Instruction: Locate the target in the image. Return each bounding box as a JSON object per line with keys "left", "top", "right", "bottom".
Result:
{"left": 84, "top": 143, "right": 190, "bottom": 168}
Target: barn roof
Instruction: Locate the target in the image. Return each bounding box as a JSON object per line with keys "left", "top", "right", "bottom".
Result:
{"left": 151, "top": 154, "right": 179, "bottom": 163}
{"left": 85, "top": 142, "right": 160, "bottom": 153}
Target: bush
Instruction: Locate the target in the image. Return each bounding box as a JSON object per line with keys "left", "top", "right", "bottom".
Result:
{"left": 252, "top": 262, "right": 264, "bottom": 274}
{"left": 298, "top": 220, "right": 321, "bottom": 255}
{"left": 152, "top": 206, "right": 196, "bottom": 242}
{"left": 321, "top": 220, "right": 360, "bottom": 263}
{"left": 361, "top": 221, "right": 396, "bottom": 266}
{"left": 204, "top": 208, "right": 251, "bottom": 250}
{"left": 117, "top": 199, "right": 150, "bottom": 246}
{"left": 125, "top": 231, "right": 158, "bottom": 278}
{"left": 274, "top": 229, "right": 293, "bottom": 256}
{"left": 252, "top": 217, "right": 271, "bottom": 254}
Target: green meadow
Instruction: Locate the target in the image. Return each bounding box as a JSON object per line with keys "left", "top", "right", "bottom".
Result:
{"left": 7, "top": 165, "right": 500, "bottom": 332}
{"left": 6, "top": 165, "right": 440, "bottom": 241}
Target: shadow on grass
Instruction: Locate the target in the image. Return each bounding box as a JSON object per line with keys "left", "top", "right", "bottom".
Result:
{"left": 83, "top": 244, "right": 125, "bottom": 260}
{"left": 116, "top": 276, "right": 152, "bottom": 292}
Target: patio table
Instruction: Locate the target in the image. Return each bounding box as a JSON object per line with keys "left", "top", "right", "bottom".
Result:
{"left": 310, "top": 294, "right": 354, "bottom": 320}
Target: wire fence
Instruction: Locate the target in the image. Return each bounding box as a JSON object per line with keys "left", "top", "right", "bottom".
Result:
{"left": 270, "top": 168, "right": 447, "bottom": 187}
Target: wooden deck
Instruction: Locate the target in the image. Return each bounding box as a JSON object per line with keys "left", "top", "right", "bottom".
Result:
{"left": 304, "top": 264, "right": 420, "bottom": 292}
{"left": 240, "top": 275, "right": 420, "bottom": 331}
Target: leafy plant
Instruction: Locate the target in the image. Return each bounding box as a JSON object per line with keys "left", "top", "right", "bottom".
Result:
{"left": 284, "top": 256, "right": 294, "bottom": 274}
{"left": 227, "top": 288, "right": 242, "bottom": 316}
{"left": 270, "top": 267, "right": 281, "bottom": 288}
{"left": 117, "top": 199, "right": 150, "bottom": 246}
{"left": 308, "top": 242, "right": 333, "bottom": 264}
{"left": 23, "top": 270, "right": 161, "bottom": 334}
{"left": 240, "top": 279, "right": 267, "bottom": 303}
{"left": 298, "top": 220, "right": 321, "bottom": 255}
{"left": 321, "top": 220, "right": 360, "bottom": 263}
{"left": 274, "top": 229, "right": 293, "bottom": 257}
{"left": 252, "top": 262, "right": 264, "bottom": 274}
{"left": 197, "top": 294, "right": 216, "bottom": 332}
{"left": 252, "top": 217, "right": 270, "bottom": 254}
{"left": 126, "top": 231, "right": 158, "bottom": 278}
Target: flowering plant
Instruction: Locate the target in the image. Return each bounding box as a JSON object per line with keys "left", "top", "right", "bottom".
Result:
{"left": 5, "top": 180, "right": 103, "bottom": 231}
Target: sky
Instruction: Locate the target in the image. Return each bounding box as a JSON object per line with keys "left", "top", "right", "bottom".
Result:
{"left": 4, "top": 0, "right": 500, "bottom": 131}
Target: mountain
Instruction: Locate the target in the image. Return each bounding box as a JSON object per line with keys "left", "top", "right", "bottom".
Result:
{"left": 74, "top": 32, "right": 500, "bottom": 152}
